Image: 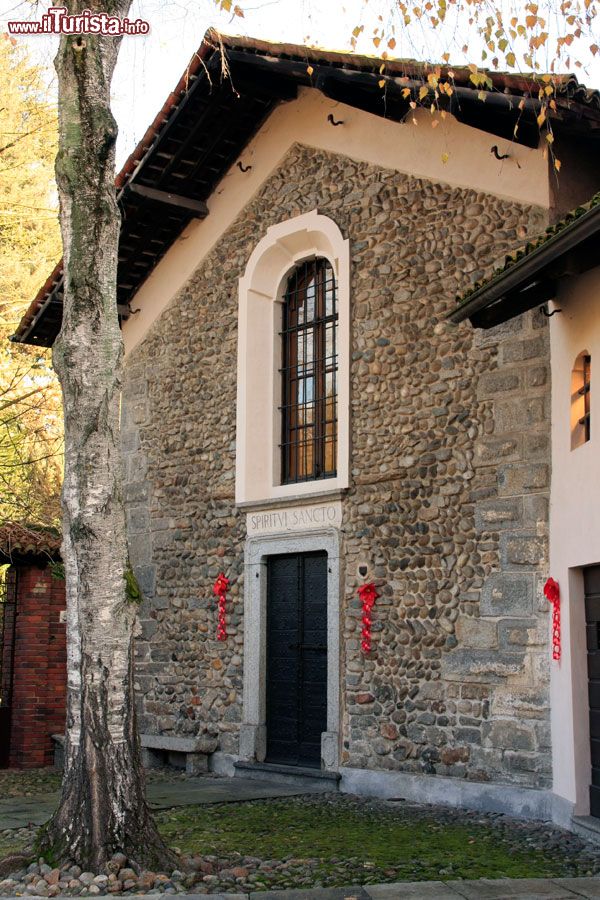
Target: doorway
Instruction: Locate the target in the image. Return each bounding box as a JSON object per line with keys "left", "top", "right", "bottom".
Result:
{"left": 266, "top": 552, "right": 328, "bottom": 767}
{"left": 585, "top": 565, "right": 600, "bottom": 817}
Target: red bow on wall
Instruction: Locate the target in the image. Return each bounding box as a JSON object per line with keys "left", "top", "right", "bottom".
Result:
{"left": 543, "top": 577, "right": 561, "bottom": 661}
{"left": 358, "top": 582, "right": 379, "bottom": 654}
{"left": 213, "top": 573, "right": 230, "bottom": 642}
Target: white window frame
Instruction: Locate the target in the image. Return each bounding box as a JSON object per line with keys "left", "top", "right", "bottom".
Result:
{"left": 235, "top": 210, "right": 350, "bottom": 505}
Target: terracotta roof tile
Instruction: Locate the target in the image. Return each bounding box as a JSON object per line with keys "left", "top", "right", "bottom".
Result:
{"left": 0, "top": 522, "right": 61, "bottom": 562}
{"left": 13, "top": 29, "right": 600, "bottom": 345}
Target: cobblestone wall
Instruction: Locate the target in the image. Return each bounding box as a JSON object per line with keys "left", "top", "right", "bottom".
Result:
{"left": 123, "top": 143, "right": 551, "bottom": 787}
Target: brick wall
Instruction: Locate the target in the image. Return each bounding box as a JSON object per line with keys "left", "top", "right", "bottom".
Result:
{"left": 5, "top": 563, "right": 66, "bottom": 768}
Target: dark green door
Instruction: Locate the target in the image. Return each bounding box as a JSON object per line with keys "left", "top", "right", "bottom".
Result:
{"left": 266, "top": 552, "right": 327, "bottom": 768}
{"left": 585, "top": 566, "right": 600, "bottom": 817}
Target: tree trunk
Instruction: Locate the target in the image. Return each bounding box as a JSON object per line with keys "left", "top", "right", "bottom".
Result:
{"left": 45, "top": 2, "right": 176, "bottom": 871}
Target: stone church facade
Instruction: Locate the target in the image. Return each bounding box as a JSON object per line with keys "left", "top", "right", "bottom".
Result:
{"left": 15, "top": 34, "right": 600, "bottom": 824}
{"left": 122, "top": 144, "right": 553, "bottom": 810}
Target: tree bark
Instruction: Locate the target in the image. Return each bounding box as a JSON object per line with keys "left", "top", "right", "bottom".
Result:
{"left": 45, "top": 1, "right": 176, "bottom": 871}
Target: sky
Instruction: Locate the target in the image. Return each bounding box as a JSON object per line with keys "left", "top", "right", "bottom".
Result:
{"left": 1, "top": 0, "right": 600, "bottom": 167}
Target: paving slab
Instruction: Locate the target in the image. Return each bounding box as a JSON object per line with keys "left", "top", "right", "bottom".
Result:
{"left": 365, "top": 881, "right": 465, "bottom": 898}
{"left": 553, "top": 879, "right": 600, "bottom": 898}
{"left": 5, "top": 887, "right": 600, "bottom": 900}
{"left": 0, "top": 776, "right": 323, "bottom": 829}
{"left": 0, "top": 794, "right": 59, "bottom": 828}
{"left": 147, "top": 776, "right": 324, "bottom": 809}
{"left": 247, "top": 889, "right": 370, "bottom": 899}
{"left": 445, "top": 877, "right": 580, "bottom": 898}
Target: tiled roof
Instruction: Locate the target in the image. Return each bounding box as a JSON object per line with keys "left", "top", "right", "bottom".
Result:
{"left": 0, "top": 522, "right": 61, "bottom": 562}
{"left": 12, "top": 30, "right": 600, "bottom": 346}
{"left": 454, "top": 191, "right": 600, "bottom": 311}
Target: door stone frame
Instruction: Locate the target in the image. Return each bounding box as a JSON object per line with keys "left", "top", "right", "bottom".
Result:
{"left": 239, "top": 527, "right": 341, "bottom": 771}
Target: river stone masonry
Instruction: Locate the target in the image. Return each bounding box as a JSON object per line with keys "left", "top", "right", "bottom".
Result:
{"left": 122, "top": 142, "right": 551, "bottom": 789}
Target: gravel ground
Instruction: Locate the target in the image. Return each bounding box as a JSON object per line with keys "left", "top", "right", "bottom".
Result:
{"left": 1, "top": 792, "right": 600, "bottom": 895}
{"left": 0, "top": 769, "right": 62, "bottom": 799}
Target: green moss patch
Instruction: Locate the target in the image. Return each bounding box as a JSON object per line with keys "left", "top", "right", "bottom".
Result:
{"left": 155, "top": 795, "right": 596, "bottom": 888}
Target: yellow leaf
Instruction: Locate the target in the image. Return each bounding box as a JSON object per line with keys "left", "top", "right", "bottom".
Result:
{"left": 441, "top": 152, "right": 449, "bottom": 164}
{"left": 388, "top": 37, "right": 396, "bottom": 50}
{"left": 537, "top": 108, "right": 546, "bottom": 127}
{"left": 419, "top": 85, "right": 429, "bottom": 100}
{"left": 307, "top": 65, "right": 314, "bottom": 76}
{"left": 554, "top": 157, "right": 562, "bottom": 171}
{"left": 378, "top": 79, "right": 386, "bottom": 89}
{"left": 546, "top": 131, "right": 554, "bottom": 143}
{"left": 402, "top": 88, "right": 411, "bottom": 98}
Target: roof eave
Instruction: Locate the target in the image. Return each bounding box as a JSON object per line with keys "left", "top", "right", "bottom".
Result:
{"left": 448, "top": 202, "right": 600, "bottom": 327}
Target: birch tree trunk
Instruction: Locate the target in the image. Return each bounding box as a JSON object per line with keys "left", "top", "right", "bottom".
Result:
{"left": 46, "top": 1, "right": 176, "bottom": 870}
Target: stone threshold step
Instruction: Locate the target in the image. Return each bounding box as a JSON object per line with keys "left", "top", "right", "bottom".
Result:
{"left": 572, "top": 815, "right": 600, "bottom": 845}
{"left": 234, "top": 760, "right": 340, "bottom": 791}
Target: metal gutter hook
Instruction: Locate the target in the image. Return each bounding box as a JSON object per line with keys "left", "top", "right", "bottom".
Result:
{"left": 491, "top": 145, "right": 510, "bottom": 160}
{"left": 540, "top": 304, "right": 562, "bottom": 318}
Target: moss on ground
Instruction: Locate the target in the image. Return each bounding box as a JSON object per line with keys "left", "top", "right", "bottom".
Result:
{"left": 2, "top": 790, "right": 597, "bottom": 890}
{"left": 155, "top": 797, "right": 589, "bottom": 886}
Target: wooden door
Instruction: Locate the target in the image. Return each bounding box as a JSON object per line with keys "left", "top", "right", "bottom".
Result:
{"left": 585, "top": 566, "right": 600, "bottom": 817}
{"left": 266, "top": 552, "right": 328, "bottom": 768}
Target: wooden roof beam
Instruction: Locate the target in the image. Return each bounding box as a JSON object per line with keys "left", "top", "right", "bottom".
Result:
{"left": 127, "top": 183, "right": 208, "bottom": 216}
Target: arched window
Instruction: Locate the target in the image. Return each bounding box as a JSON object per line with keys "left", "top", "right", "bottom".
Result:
{"left": 280, "top": 258, "right": 338, "bottom": 483}
{"left": 571, "top": 351, "right": 591, "bottom": 450}
{"left": 236, "top": 210, "right": 349, "bottom": 505}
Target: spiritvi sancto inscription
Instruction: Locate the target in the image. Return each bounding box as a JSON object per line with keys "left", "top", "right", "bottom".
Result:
{"left": 247, "top": 500, "right": 342, "bottom": 535}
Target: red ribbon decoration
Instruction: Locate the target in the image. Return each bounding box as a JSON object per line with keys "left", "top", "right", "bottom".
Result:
{"left": 543, "top": 577, "right": 561, "bottom": 661}
{"left": 358, "top": 582, "right": 379, "bottom": 653}
{"left": 213, "top": 573, "right": 230, "bottom": 642}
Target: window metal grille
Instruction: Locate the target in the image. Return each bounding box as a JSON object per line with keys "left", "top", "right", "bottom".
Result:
{"left": 280, "top": 258, "right": 338, "bottom": 484}
{"left": 579, "top": 354, "right": 591, "bottom": 442}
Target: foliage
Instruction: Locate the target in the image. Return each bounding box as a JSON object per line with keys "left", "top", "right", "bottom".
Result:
{"left": 333, "top": 0, "right": 599, "bottom": 170}
{"left": 350, "top": 0, "right": 598, "bottom": 71}
{"left": 124, "top": 566, "right": 143, "bottom": 604}
{"left": 0, "top": 35, "right": 62, "bottom": 527}
{"left": 49, "top": 561, "right": 65, "bottom": 580}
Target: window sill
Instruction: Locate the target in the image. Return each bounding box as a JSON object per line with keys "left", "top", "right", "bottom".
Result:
{"left": 236, "top": 486, "right": 348, "bottom": 512}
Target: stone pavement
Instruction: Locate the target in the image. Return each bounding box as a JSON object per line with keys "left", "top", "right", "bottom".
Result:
{"left": 6, "top": 877, "right": 600, "bottom": 899}
{"left": 0, "top": 777, "right": 325, "bottom": 829}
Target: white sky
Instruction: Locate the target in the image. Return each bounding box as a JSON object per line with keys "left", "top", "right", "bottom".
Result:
{"left": 1, "top": 0, "right": 599, "bottom": 168}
